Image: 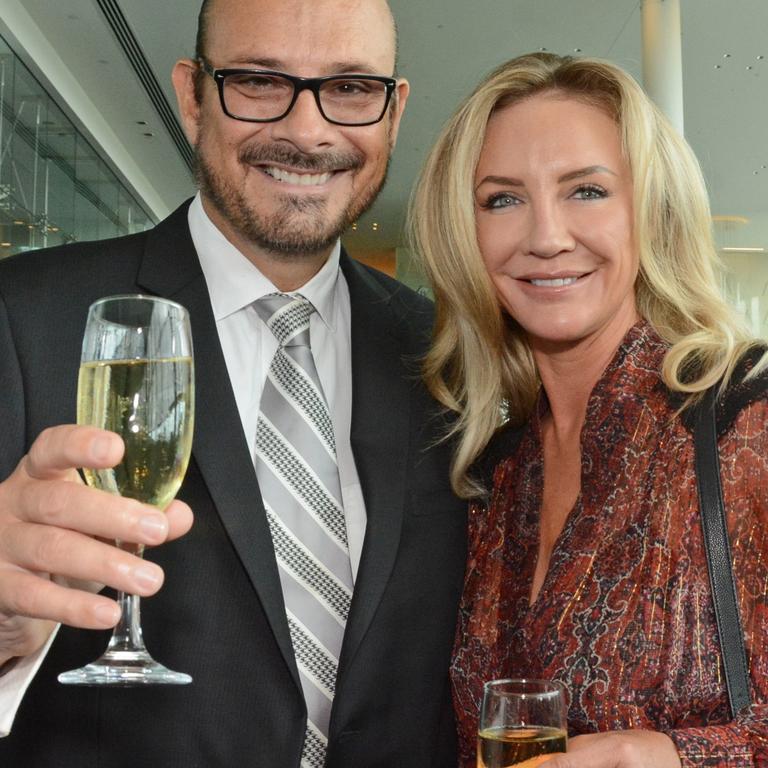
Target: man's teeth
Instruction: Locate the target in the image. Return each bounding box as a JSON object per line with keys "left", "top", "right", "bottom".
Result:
{"left": 264, "top": 166, "right": 333, "bottom": 185}
{"left": 530, "top": 276, "right": 580, "bottom": 287}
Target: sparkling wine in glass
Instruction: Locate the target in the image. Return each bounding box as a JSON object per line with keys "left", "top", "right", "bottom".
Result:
{"left": 58, "top": 294, "right": 194, "bottom": 686}
{"left": 477, "top": 679, "right": 567, "bottom": 767}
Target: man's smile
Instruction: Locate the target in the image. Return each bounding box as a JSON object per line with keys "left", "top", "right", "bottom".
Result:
{"left": 260, "top": 165, "right": 337, "bottom": 186}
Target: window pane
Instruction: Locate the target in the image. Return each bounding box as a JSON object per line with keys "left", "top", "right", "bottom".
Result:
{"left": 0, "top": 32, "right": 155, "bottom": 260}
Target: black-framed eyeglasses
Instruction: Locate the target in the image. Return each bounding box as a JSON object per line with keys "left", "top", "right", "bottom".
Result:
{"left": 197, "top": 60, "right": 397, "bottom": 127}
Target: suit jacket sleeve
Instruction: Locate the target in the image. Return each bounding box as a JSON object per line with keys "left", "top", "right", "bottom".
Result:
{"left": 0, "top": 289, "right": 26, "bottom": 479}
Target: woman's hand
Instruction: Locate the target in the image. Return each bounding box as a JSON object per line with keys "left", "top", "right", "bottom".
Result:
{"left": 516, "top": 756, "right": 564, "bottom": 767}
{"left": 538, "top": 729, "right": 682, "bottom": 768}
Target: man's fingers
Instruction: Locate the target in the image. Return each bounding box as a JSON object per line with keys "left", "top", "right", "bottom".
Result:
{"left": 0, "top": 427, "right": 193, "bottom": 646}
{"left": 24, "top": 425, "right": 123, "bottom": 480}
{"left": 164, "top": 499, "right": 194, "bottom": 541}
{"left": 0, "top": 613, "right": 57, "bottom": 662}
{"left": 0, "top": 526, "right": 165, "bottom": 598}
{"left": 20, "top": 427, "right": 192, "bottom": 546}
{"left": 0, "top": 569, "right": 120, "bottom": 629}
{"left": 15, "top": 478, "right": 170, "bottom": 546}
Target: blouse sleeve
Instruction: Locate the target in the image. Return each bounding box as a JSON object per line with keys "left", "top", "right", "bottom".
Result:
{"left": 668, "top": 397, "right": 768, "bottom": 766}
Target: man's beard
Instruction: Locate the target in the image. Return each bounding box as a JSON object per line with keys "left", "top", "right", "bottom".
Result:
{"left": 194, "top": 138, "right": 390, "bottom": 259}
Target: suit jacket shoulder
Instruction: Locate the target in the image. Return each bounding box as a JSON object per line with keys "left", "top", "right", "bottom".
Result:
{"left": 341, "top": 252, "right": 433, "bottom": 331}
{"left": 0, "top": 215, "right": 466, "bottom": 768}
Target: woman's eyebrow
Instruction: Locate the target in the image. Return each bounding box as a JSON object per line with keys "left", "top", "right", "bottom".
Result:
{"left": 558, "top": 165, "right": 616, "bottom": 182}
{"left": 475, "top": 165, "right": 616, "bottom": 191}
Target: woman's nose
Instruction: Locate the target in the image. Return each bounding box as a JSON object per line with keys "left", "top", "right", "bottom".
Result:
{"left": 525, "top": 201, "right": 576, "bottom": 258}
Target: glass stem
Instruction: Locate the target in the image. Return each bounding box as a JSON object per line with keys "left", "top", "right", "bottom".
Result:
{"left": 105, "top": 542, "right": 147, "bottom": 654}
{"left": 106, "top": 591, "right": 146, "bottom": 653}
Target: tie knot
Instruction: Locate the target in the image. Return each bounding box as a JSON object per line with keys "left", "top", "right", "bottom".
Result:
{"left": 255, "top": 293, "right": 315, "bottom": 347}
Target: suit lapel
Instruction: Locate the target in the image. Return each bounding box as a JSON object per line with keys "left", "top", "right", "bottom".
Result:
{"left": 136, "top": 203, "right": 299, "bottom": 688}
{"left": 337, "top": 254, "right": 410, "bottom": 676}
{"left": 134, "top": 219, "right": 412, "bottom": 694}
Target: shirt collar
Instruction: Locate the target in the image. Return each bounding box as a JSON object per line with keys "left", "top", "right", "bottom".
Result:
{"left": 189, "top": 192, "right": 341, "bottom": 329}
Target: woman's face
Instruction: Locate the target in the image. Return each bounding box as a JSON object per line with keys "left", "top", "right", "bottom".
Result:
{"left": 474, "top": 92, "right": 640, "bottom": 353}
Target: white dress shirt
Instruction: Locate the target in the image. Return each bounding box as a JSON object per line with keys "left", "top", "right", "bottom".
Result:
{"left": 189, "top": 194, "right": 367, "bottom": 575}
{"left": 0, "top": 193, "right": 367, "bottom": 735}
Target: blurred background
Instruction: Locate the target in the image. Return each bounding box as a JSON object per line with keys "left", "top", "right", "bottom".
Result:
{"left": 0, "top": 0, "right": 766, "bottom": 334}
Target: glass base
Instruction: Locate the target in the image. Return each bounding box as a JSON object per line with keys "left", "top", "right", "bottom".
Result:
{"left": 58, "top": 649, "right": 192, "bottom": 686}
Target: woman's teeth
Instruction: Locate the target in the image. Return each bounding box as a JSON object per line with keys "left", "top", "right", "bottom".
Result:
{"left": 264, "top": 167, "right": 334, "bottom": 185}
{"left": 530, "top": 276, "right": 579, "bottom": 287}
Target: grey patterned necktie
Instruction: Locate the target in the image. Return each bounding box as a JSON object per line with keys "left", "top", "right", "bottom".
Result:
{"left": 254, "top": 293, "right": 353, "bottom": 767}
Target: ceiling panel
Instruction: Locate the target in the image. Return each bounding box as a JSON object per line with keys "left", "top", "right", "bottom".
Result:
{"left": 8, "top": 0, "right": 195, "bottom": 213}
{"left": 6, "top": 0, "right": 768, "bottom": 253}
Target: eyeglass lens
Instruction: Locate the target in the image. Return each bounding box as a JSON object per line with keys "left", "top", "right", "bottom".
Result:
{"left": 221, "top": 73, "right": 389, "bottom": 124}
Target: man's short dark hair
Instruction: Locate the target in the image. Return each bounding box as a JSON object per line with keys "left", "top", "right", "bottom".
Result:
{"left": 193, "top": 0, "right": 213, "bottom": 103}
{"left": 196, "top": 0, "right": 212, "bottom": 61}
{"left": 192, "top": 0, "right": 399, "bottom": 104}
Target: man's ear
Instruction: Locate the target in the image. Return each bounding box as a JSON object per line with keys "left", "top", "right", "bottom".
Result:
{"left": 387, "top": 78, "right": 410, "bottom": 148}
{"left": 172, "top": 58, "right": 202, "bottom": 146}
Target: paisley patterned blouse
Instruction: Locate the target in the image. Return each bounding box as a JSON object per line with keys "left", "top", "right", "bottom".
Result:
{"left": 451, "top": 323, "right": 768, "bottom": 767}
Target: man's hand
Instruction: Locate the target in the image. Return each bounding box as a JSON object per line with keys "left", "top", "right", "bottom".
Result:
{"left": 0, "top": 425, "right": 193, "bottom": 664}
{"left": 536, "top": 730, "right": 682, "bottom": 768}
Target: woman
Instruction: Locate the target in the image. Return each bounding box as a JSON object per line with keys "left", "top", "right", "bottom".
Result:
{"left": 409, "top": 53, "right": 768, "bottom": 767}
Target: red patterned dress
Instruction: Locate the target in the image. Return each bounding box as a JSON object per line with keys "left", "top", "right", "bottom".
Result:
{"left": 451, "top": 323, "right": 768, "bottom": 767}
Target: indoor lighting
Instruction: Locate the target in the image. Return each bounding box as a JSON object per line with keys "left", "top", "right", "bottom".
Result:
{"left": 712, "top": 215, "right": 750, "bottom": 224}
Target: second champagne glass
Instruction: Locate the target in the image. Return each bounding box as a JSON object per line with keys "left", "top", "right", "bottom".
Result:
{"left": 478, "top": 678, "right": 567, "bottom": 767}
{"left": 58, "top": 294, "right": 194, "bottom": 686}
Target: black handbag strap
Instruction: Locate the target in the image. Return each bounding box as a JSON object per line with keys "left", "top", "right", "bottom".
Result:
{"left": 693, "top": 386, "right": 751, "bottom": 716}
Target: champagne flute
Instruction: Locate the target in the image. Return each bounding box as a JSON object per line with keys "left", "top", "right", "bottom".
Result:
{"left": 58, "top": 295, "right": 194, "bottom": 685}
{"left": 477, "top": 679, "right": 567, "bottom": 767}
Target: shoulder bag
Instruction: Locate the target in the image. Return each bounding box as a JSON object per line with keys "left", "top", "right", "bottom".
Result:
{"left": 693, "top": 385, "right": 752, "bottom": 716}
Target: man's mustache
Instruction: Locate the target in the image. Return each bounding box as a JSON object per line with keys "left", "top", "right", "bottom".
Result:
{"left": 238, "top": 143, "right": 365, "bottom": 173}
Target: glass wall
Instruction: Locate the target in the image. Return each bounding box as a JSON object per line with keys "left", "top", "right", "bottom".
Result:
{"left": 0, "top": 34, "right": 154, "bottom": 259}
{"left": 717, "top": 225, "right": 768, "bottom": 339}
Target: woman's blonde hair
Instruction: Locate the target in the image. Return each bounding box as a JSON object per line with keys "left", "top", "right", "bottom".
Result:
{"left": 408, "top": 52, "right": 764, "bottom": 498}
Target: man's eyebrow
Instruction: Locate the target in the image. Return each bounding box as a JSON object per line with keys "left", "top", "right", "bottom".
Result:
{"left": 227, "top": 58, "right": 384, "bottom": 76}
{"left": 327, "top": 62, "right": 384, "bottom": 75}
{"left": 228, "top": 57, "right": 284, "bottom": 69}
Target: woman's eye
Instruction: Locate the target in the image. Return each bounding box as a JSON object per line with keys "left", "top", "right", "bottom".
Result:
{"left": 481, "top": 193, "right": 520, "bottom": 210}
{"left": 572, "top": 184, "right": 607, "bottom": 200}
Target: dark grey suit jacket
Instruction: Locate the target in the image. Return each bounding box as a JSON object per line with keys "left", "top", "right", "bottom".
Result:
{"left": 0, "top": 202, "right": 466, "bottom": 767}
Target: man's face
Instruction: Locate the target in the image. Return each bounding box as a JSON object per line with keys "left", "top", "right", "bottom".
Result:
{"left": 173, "top": 0, "right": 408, "bottom": 260}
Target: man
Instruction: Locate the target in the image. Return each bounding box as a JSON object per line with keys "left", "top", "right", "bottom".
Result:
{"left": 0, "top": 0, "right": 466, "bottom": 765}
